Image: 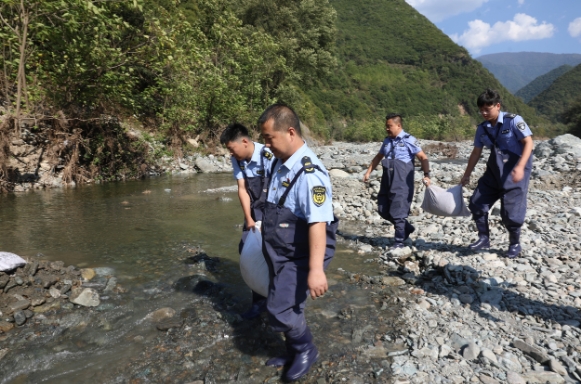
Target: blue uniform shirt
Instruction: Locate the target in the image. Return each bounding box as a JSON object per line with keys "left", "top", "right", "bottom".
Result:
{"left": 378, "top": 130, "right": 422, "bottom": 163}
{"left": 231, "top": 142, "right": 274, "bottom": 180}
{"left": 266, "top": 144, "right": 334, "bottom": 223}
{"left": 474, "top": 111, "right": 533, "bottom": 156}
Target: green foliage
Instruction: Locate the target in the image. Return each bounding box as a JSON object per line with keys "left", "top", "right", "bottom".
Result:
{"left": 528, "top": 64, "right": 581, "bottom": 123}
{"left": 562, "top": 97, "right": 581, "bottom": 138}
{"left": 515, "top": 65, "right": 573, "bottom": 103}
{"left": 305, "top": 0, "right": 544, "bottom": 140}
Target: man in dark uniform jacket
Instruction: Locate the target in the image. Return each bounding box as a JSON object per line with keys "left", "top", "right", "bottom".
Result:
{"left": 363, "top": 113, "right": 431, "bottom": 249}
{"left": 220, "top": 123, "right": 274, "bottom": 318}
{"left": 259, "top": 104, "right": 338, "bottom": 381}
{"left": 461, "top": 89, "right": 534, "bottom": 258}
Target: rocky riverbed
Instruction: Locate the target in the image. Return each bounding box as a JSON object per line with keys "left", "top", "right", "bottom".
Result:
{"left": 2, "top": 133, "right": 581, "bottom": 383}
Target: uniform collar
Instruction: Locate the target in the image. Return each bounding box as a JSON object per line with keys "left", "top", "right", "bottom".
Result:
{"left": 486, "top": 111, "right": 505, "bottom": 128}
{"left": 281, "top": 142, "right": 308, "bottom": 171}
{"left": 389, "top": 130, "right": 407, "bottom": 141}
{"left": 248, "top": 142, "right": 263, "bottom": 164}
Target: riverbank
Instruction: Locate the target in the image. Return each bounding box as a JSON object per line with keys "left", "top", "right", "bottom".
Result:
{"left": 2, "top": 134, "right": 581, "bottom": 383}
{"left": 325, "top": 134, "right": 581, "bottom": 383}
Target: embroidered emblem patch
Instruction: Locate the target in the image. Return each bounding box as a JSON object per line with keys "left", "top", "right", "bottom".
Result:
{"left": 279, "top": 223, "right": 289, "bottom": 228}
{"left": 517, "top": 122, "right": 526, "bottom": 131}
{"left": 312, "top": 186, "right": 326, "bottom": 207}
{"left": 263, "top": 151, "right": 273, "bottom": 160}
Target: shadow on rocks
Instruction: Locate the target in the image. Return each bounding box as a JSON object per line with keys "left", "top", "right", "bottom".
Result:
{"left": 384, "top": 240, "right": 581, "bottom": 329}
{"left": 172, "top": 249, "right": 287, "bottom": 377}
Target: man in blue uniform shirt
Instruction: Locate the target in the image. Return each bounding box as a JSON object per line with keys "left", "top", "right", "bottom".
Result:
{"left": 259, "top": 103, "right": 338, "bottom": 382}
{"left": 363, "top": 113, "right": 431, "bottom": 249}
{"left": 461, "top": 89, "right": 534, "bottom": 258}
{"left": 220, "top": 123, "right": 274, "bottom": 319}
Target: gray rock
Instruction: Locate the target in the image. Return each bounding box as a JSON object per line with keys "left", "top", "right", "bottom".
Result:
{"left": 506, "top": 372, "right": 526, "bottom": 384}
{"left": 9, "top": 299, "right": 30, "bottom": 312}
{"left": 549, "top": 358, "right": 567, "bottom": 376}
{"left": 462, "top": 341, "right": 480, "bottom": 360}
{"left": 520, "top": 371, "right": 565, "bottom": 384}
{"left": 449, "top": 333, "right": 469, "bottom": 352}
{"left": 329, "top": 169, "right": 351, "bottom": 178}
{"left": 195, "top": 157, "right": 219, "bottom": 173}
{"left": 13, "top": 310, "right": 26, "bottom": 326}
{"left": 70, "top": 288, "right": 100, "bottom": 307}
{"left": 512, "top": 339, "right": 550, "bottom": 364}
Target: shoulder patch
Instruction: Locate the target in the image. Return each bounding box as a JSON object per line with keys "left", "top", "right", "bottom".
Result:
{"left": 504, "top": 113, "right": 517, "bottom": 119}
{"left": 517, "top": 121, "right": 527, "bottom": 131}
{"left": 311, "top": 186, "right": 326, "bottom": 207}
{"left": 301, "top": 156, "right": 315, "bottom": 173}
{"left": 263, "top": 150, "right": 273, "bottom": 160}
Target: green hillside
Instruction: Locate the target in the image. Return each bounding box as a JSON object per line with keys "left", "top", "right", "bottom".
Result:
{"left": 515, "top": 65, "right": 573, "bottom": 103}
{"left": 303, "top": 0, "right": 542, "bottom": 141}
{"left": 477, "top": 52, "right": 581, "bottom": 93}
{"left": 529, "top": 63, "right": 581, "bottom": 123}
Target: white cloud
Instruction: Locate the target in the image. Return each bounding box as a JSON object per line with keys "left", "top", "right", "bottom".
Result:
{"left": 569, "top": 17, "right": 581, "bottom": 38}
{"left": 405, "top": 0, "right": 488, "bottom": 22}
{"left": 450, "top": 13, "right": 555, "bottom": 53}
{"left": 517, "top": 0, "right": 525, "bottom": 5}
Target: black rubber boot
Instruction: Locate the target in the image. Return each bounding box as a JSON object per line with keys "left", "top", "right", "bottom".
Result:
{"left": 391, "top": 220, "right": 406, "bottom": 249}
{"left": 285, "top": 327, "right": 319, "bottom": 382}
{"left": 505, "top": 229, "right": 522, "bottom": 259}
{"left": 266, "top": 337, "right": 293, "bottom": 367}
{"left": 469, "top": 215, "right": 490, "bottom": 251}
{"left": 240, "top": 293, "right": 266, "bottom": 319}
{"left": 404, "top": 221, "right": 415, "bottom": 241}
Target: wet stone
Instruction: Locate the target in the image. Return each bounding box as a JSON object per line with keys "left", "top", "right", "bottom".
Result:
{"left": 156, "top": 318, "right": 184, "bottom": 331}
{"left": 13, "top": 310, "right": 26, "bottom": 326}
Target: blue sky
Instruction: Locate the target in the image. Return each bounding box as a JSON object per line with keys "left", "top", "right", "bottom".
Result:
{"left": 405, "top": 0, "right": 581, "bottom": 57}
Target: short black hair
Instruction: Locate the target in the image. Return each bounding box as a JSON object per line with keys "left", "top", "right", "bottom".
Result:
{"left": 386, "top": 113, "right": 403, "bottom": 126}
{"left": 477, "top": 89, "right": 502, "bottom": 107}
{"left": 220, "top": 123, "right": 249, "bottom": 145}
{"left": 258, "top": 103, "right": 302, "bottom": 136}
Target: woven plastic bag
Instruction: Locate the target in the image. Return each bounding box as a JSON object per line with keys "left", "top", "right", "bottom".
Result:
{"left": 240, "top": 227, "right": 269, "bottom": 297}
{"left": 421, "top": 184, "right": 471, "bottom": 217}
{"left": 0, "top": 252, "right": 27, "bottom": 272}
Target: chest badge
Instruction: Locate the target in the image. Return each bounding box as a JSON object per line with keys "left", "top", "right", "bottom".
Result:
{"left": 281, "top": 179, "right": 290, "bottom": 188}
{"left": 311, "top": 186, "right": 326, "bottom": 207}
{"left": 257, "top": 170, "right": 264, "bottom": 176}
{"left": 398, "top": 142, "right": 405, "bottom": 147}
{"left": 279, "top": 223, "right": 289, "bottom": 228}
{"left": 501, "top": 129, "right": 509, "bottom": 134}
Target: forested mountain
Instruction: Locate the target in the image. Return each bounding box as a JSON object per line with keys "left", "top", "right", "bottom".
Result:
{"left": 0, "top": 0, "right": 554, "bottom": 188}
{"left": 477, "top": 52, "right": 581, "bottom": 93}
{"left": 515, "top": 65, "right": 573, "bottom": 103}
{"left": 528, "top": 64, "right": 581, "bottom": 123}
{"left": 301, "top": 0, "right": 541, "bottom": 141}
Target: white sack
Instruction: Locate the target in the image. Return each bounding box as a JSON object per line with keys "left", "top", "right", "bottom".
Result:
{"left": 0, "top": 252, "right": 27, "bottom": 271}
{"left": 240, "top": 229, "right": 269, "bottom": 298}
{"left": 421, "top": 184, "right": 471, "bottom": 217}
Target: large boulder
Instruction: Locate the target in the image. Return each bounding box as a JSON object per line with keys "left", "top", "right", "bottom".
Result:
{"left": 195, "top": 157, "right": 219, "bottom": 173}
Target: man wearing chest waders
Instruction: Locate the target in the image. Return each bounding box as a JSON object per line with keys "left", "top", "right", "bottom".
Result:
{"left": 461, "top": 89, "right": 534, "bottom": 258}
{"left": 220, "top": 123, "right": 275, "bottom": 319}
{"left": 259, "top": 103, "right": 339, "bottom": 381}
{"left": 363, "top": 113, "right": 431, "bottom": 249}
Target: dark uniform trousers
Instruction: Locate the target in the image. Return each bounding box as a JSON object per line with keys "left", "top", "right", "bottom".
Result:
{"left": 261, "top": 165, "right": 339, "bottom": 339}
{"left": 377, "top": 157, "right": 415, "bottom": 242}
{"left": 469, "top": 145, "right": 533, "bottom": 235}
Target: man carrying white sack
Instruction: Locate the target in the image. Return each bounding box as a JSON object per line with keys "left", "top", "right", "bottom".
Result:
{"left": 220, "top": 122, "right": 275, "bottom": 319}
{"left": 363, "top": 113, "right": 431, "bottom": 249}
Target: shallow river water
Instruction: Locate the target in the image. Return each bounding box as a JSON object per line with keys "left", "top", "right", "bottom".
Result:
{"left": 0, "top": 175, "right": 402, "bottom": 384}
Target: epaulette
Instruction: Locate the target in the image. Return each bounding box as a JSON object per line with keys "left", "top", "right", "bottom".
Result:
{"left": 301, "top": 156, "right": 315, "bottom": 173}
{"left": 504, "top": 113, "right": 517, "bottom": 119}
{"left": 262, "top": 148, "right": 273, "bottom": 160}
